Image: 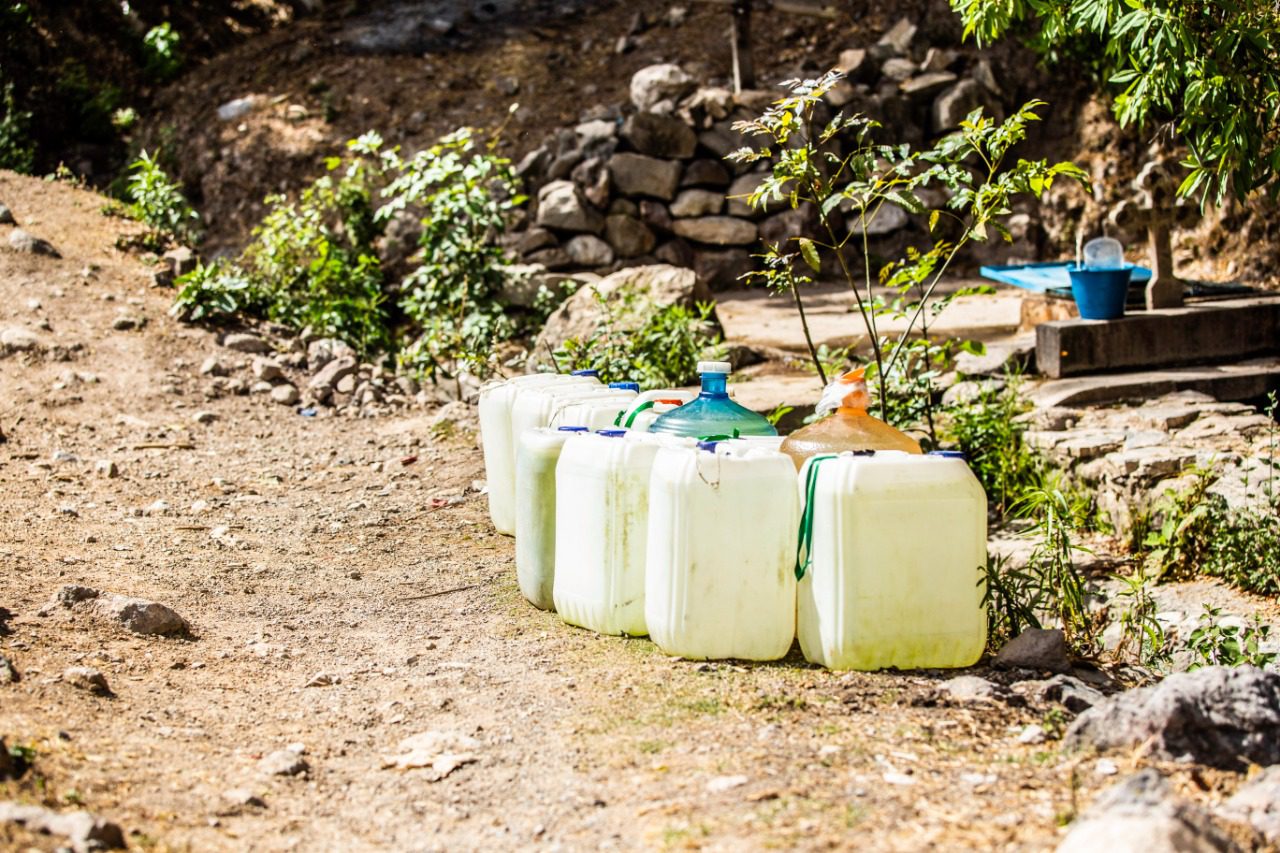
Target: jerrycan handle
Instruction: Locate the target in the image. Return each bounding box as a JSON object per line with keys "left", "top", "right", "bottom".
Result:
{"left": 794, "top": 454, "right": 839, "bottom": 581}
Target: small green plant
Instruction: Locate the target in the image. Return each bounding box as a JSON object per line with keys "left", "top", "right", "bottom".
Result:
{"left": 980, "top": 552, "right": 1043, "bottom": 649}
{"left": 877, "top": 334, "right": 985, "bottom": 447}
{"left": 553, "top": 288, "right": 722, "bottom": 389}
{"left": 1016, "top": 487, "right": 1096, "bottom": 655}
{"left": 1140, "top": 397, "right": 1280, "bottom": 596}
{"left": 5, "top": 741, "right": 35, "bottom": 777}
{"left": 1110, "top": 568, "right": 1169, "bottom": 669}
{"left": 982, "top": 489, "right": 1098, "bottom": 654}
{"left": 732, "top": 74, "right": 1086, "bottom": 423}
{"left": 943, "top": 378, "right": 1044, "bottom": 515}
{"left": 1186, "top": 606, "right": 1277, "bottom": 670}
{"left": 0, "top": 81, "right": 36, "bottom": 173}
{"left": 111, "top": 107, "right": 138, "bottom": 132}
{"left": 142, "top": 22, "right": 184, "bottom": 81}
{"left": 126, "top": 150, "right": 201, "bottom": 246}
{"left": 171, "top": 261, "right": 260, "bottom": 323}
{"left": 765, "top": 403, "right": 794, "bottom": 427}
{"left": 1041, "top": 706, "right": 1068, "bottom": 740}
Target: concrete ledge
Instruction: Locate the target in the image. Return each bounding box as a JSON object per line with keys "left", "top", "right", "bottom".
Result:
{"left": 1028, "top": 357, "right": 1280, "bottom": 408}
{"left": 1036, "top": 296, "right": 1280, "bottom": 378}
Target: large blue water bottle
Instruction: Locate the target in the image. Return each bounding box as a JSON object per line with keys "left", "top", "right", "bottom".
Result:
{"left": 648, "top": 361, "right": 776, "bottom": 438}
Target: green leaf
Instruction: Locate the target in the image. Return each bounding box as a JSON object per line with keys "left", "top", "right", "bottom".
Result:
{"left": 798, "top": 238, "right": 821, "bottom": 274}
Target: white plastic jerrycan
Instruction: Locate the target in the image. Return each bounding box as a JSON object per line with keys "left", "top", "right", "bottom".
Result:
{"left": 618, "top": 389, "right": 697, "bottom": 431}
{"left": 510, "top": 383, "right": 625, "bottom": 458}
{"left": 479, "top": 370, "right": 600, "bottom": 534}
{"left": 553, "top": 430, "right": 673, "bottom": 636}
{"left": 795, "top": 450, "right": 987, "bottom": 671}
{"left": 645, "top": 440, "right": 800, "bottom": 661}
{"left": 515, "top": 426, "right": 589, "bottom": 611}
{"left": 549, "top": 390, "right": 638, "bottom": 432}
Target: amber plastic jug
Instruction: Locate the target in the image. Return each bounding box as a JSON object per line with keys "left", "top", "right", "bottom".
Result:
{"left": 780, "top": 369, "right": 920, "bottom": 470}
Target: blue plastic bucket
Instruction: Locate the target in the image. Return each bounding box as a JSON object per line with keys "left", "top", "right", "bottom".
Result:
{"left": 1067, "top": 264, "right": 1133, "bottom": 320}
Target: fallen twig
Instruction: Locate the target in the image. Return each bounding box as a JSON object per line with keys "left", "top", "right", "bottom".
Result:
{"left": 400, "top": 584, "right": 477, "bottom": 602}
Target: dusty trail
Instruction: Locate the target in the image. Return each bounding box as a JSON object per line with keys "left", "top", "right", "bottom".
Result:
{"left": 1, "top": 171, "right": 1113, "bottom": 851}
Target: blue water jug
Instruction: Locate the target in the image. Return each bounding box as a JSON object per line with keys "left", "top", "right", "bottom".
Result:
{"left": 648, "top": 361, "right": 777, "bottom": 438}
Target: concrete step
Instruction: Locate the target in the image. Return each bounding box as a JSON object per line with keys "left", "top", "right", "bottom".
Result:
{"left": 1027, "top": 357, "right": 1280, "bottom": 409}
{"left": 1036, "top": 295, "right": 1280, "bottom": 378}
{"left": 716, "top": 279, "right": 1026, "bottom": 354}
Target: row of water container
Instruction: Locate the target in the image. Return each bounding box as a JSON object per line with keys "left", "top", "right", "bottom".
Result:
{"left": 479, "top": 363, "right": 988, "bottom": 671}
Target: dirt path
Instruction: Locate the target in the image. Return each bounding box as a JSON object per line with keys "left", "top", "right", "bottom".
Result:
{"left": 0, "top": 170, "right": 1176, "bottom": 851}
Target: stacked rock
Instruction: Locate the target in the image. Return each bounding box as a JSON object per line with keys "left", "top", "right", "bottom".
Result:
{"left": 508, "top": 17, "right": 1017, "bottom": 290}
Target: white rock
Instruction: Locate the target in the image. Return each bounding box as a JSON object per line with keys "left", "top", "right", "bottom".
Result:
{"left": 706, "top": 774, "right": 750, "bottom": 793}
{"left": 630, "top": 63, "right": 695, "bottom": 112}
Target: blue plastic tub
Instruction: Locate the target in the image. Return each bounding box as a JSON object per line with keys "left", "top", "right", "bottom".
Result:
{"left": 1067, "top": 264, "right": 1134, "bottom": 320}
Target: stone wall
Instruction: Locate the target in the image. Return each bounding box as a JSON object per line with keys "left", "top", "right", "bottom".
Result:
{"left": 506, "top": 18, "right": 1021, "bottom": 292}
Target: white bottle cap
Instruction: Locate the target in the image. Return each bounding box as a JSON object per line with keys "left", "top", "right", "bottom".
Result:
{"left": 697, "top": 360, "right": 732, "bottom": 374}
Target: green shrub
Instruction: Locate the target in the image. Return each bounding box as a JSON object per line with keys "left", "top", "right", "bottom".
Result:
{"left": 171, "top": 261, "right": 260, "bottom": 323}
{"left": 383, "top": 128, "right": 524, "bottom": 379}
{"left": 1186, "top": 606, "right": 1277, "bottom": 670}
{"left": 173, "top": 127, "right": 524, "bottom": 369}
{"left": 942, "top": 380, "right": 1044, "bottom": 515}
{"left": 126, "top": 150, "right": 201, "bottom": 245}
{"left": 552, "top": 288, "right": 722, "bottom": 390}
{"left": 0, "top": 82, "right": 35, "bottom": 173}
{"left": 173, "top": 134, "right": 391, "bottom": 353}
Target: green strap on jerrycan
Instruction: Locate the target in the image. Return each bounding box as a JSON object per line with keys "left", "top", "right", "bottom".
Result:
{"left": 794, "top": 454, "right": 839, "bottom": 581}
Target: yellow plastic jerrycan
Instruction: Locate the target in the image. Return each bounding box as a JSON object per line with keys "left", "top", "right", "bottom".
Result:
{"left": 780, "top": 368, "right": 921, "bottom": 470}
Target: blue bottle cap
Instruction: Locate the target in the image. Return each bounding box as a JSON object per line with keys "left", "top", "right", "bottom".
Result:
{"left": 571, "top": 369, "right": 600, "bottom": 377}
{"left": 609, "top": 381, "right": 640, "bottom": 392}
{"left": 697, "top": 440, "right": 720, "bottom": 452}
{"left": 557, "top": 426, "right": 589, "bottom": 432}
{"left": 596, "top": 429, "right": 627, "bottom": 437}
{"left": 929, "top": 450, "right": 967, "bottom": 459}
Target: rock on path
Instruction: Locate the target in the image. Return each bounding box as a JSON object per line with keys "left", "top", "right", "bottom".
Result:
{"left": 0, "top": 801, "right": 126, "bottom": 852}
{"left": 7, "top": 228, "right": 60, "bottom": 257}
{"left": 40, "top": 585, "right": 189, "bottom": 636}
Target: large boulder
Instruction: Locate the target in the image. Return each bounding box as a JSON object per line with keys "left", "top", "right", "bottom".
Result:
{"left": 535, "top": 180, "right": 604, "bottom": 233}
{"left": 622, "top": 112, "right": 697, "bottom": 159}
{"left": 532, "top": 264, "right": 714, "bottom": 366}
{"left": 630, "top": 63, "right": 695, "bottom": 112}
{"left": 1064, "top": 666, "right": 1280, "bottom": 770}
{"left": 608, "top": 153, "right": 682, "bottom": 201}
